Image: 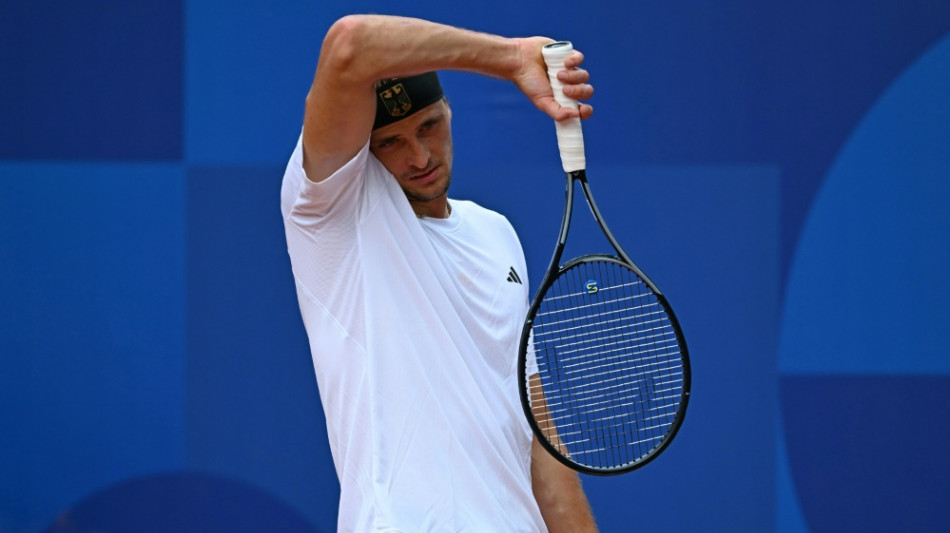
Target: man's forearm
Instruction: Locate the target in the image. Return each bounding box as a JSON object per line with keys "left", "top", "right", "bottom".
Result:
{"left": 319, "top": 15, "right": 522, "bottom": 87}
{"left": 532, "top": 438, "right": 599, "bottom": 532}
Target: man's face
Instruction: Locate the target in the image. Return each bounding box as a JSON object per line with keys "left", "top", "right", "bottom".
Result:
{"left": 370, "top": 99, "right": 454, "bottom": 207}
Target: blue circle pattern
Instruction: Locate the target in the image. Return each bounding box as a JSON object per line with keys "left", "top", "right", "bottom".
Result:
{"left": 45, "top": 472, "right": 323, "bottom": 533}
{"left": 778, "top": 33, "right": 950, "bottom": 533}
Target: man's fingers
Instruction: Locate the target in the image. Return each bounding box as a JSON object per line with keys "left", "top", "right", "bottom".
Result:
{"left": 562, "top": 83, "right": 594, "bottom": 100}
{"left": 534, "top": 46, "right": 592, "bottom": 121}
{"left": 556, "top": 67, "right": 589, "bottom": 85}
{"left": 539, "top": 97, "right": 580, "bottom": 121}
{"left": 556, "top": 66, "right": 593, "bottom": 103}
{"left": 579, "top": 103, "right": 594, "bottom": 120}
{"left": 563, "top": 50, "right": 585, "bottom": 69}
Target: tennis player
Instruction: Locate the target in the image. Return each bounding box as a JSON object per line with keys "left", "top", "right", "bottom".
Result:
{"left": 281, "top": 14, "right": 597, "bottom": 531}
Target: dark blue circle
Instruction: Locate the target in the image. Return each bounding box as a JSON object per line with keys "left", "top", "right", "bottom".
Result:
{"left": 45, "top": 471, "right": 323, "bottom": 533}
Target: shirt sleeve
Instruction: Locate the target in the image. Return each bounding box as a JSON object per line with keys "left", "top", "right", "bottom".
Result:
{"left": 280, "top": 134, "right": 374, "bottom": 350}
{"left": 280, "top": 133, "right": 372, "bottom": 223}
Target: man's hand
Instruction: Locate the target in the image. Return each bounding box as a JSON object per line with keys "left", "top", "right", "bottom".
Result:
{"left": 512, "top": 37, "right": 594, "bottom": 122}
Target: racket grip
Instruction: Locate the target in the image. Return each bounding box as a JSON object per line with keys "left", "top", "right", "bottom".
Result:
{"left": 542, "top": 41, "right": 586, "bottom": 173}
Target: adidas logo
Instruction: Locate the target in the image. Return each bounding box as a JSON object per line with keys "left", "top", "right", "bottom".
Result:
{"left": 506, "top": 266, "right": 522, "bottom": 284}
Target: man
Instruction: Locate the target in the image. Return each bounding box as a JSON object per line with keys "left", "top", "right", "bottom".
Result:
{"left": 281, "top": 14, "right": 597, "bottom": 532}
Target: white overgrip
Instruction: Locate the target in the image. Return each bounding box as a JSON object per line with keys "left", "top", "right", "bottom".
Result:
{"left": 542, "top": 41, "right": 586, "bottom": 173}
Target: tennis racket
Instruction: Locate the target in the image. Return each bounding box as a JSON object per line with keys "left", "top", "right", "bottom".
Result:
{"left": 518, "top": 41, "right": 691, "bottom": 475}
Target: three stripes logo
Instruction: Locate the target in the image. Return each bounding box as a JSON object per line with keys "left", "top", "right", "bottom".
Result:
{"left": 506, "top": 266, "right": 522, "bottom": 284}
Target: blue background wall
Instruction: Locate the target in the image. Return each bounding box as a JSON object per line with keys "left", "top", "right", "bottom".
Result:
{"left": 1, "top": 1, "right": 948, "bottom": 531}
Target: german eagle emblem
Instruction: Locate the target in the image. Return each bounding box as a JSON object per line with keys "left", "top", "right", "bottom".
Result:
{"left": 379, "top": 83, "right": 412, "bottom": 117}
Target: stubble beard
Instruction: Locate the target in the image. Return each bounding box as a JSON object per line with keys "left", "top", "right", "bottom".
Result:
{"left": 402, "top": 169, "right": 452, "bottom": 203}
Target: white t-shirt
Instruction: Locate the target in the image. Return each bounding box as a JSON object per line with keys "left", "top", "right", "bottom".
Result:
{"left": 281, "top": 136, "right": 546, "bottom": 532}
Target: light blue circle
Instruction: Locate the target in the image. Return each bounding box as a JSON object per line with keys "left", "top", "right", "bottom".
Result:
{"left": 779, "top": 33, "right": 950, "bottom": 375}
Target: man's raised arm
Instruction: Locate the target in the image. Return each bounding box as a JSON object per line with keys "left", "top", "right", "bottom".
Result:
{"left": 300, "top": 15, "right": 591, "bottom": 182}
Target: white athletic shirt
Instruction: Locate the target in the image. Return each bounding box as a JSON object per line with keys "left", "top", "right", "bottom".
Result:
{"left": 281, "top": 136, "right": 547, "bottom": 532}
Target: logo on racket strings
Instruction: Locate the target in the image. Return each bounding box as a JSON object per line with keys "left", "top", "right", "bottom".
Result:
{"left": 585, "top": 280, "right": 599, "bottom": 294}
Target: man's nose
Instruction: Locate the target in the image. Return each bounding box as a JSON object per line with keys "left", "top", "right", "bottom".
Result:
{"left": 406, "top": 138, "right": 429, "bottom": 169}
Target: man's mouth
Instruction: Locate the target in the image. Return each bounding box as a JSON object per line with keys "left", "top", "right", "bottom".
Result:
{"left": 409, "top": 165, "right": 439, "bottom": 182}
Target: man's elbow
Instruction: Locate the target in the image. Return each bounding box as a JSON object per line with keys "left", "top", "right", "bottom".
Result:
{"left": 320, "top": 15, "right": 372, "bottom": 81}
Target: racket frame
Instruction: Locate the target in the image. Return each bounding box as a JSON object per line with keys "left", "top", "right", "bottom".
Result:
{"left": 517, "top": 168, "right": 691, "bottom": 476}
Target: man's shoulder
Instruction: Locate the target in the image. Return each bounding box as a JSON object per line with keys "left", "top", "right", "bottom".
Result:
{"left": 452, "top": 199, "right": 504, "bottom": 221}
{"left": 453, "top": 199, "right": 520, "bottom": 238}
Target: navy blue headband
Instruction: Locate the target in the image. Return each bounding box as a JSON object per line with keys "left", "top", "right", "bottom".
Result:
{"left": 373, "top": 72, "right": 444, "bottom": 129}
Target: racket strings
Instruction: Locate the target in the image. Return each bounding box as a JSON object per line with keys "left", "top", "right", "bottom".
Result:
{"left": 530, "top": 369, "right": 684, "bottom": 413}
{"left": 535, "top": 305, "right": 671, "bottom": 341}
{"left": 537, "top": 331, "right": 678, "bottom": 367}
{"left": 528, "top": 259, "right": 685, "bottom": 471}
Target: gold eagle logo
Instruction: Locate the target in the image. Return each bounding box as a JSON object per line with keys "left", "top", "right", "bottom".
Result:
{"left": 379, "top": 83, "right": 412, "bottom": 117}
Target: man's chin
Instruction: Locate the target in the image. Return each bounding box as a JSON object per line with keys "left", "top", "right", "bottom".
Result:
{"left": 402, "top": 176, "right": 451, "bottom": 203}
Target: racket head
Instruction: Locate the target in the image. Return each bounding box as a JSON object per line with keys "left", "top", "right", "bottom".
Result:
{"left": 518, "top": 255, "right": 690, "bottom": 475}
